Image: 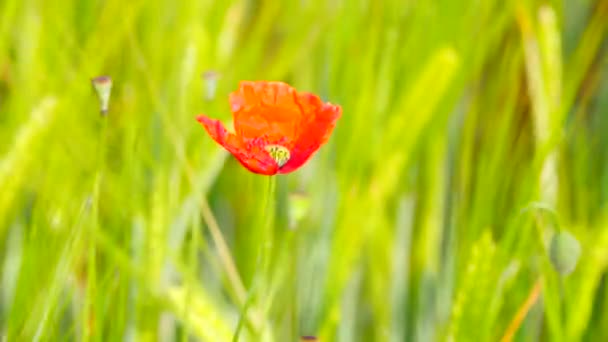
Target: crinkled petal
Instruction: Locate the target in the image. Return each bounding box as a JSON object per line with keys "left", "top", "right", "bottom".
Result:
{"left": 197, "top": 115, "right": 279, "bottom": 175}
{"left": 229, "top": 81, "right": 303, "bottom": 146}
{"left": 278, "top": 102, "right": 341, "bottom": 174}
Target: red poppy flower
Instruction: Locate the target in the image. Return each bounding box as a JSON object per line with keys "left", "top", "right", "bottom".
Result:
{"left": 197, "top": 81, "right": 341, "bottom": 175}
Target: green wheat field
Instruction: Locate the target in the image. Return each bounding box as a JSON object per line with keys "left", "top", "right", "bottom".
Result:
{"left": 1, "top": 0, "right": 608, "bottom": 341}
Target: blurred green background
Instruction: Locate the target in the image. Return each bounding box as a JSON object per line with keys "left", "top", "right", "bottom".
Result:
{"left": 1, "top": 0, "right": 608, "bottom": 341}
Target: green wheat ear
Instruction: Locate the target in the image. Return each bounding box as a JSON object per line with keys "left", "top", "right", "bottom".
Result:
{"left": 265, "top": 145, "right": 290, "bottom": 167}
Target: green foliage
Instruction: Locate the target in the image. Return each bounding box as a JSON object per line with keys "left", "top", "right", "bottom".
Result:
{"left": 1, "top": 0, "right": 607, "bottom": 341}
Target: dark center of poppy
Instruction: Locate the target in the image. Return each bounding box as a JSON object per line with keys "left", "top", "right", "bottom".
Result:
{"left": 265, "top": 144, "right": 290, "bottom": 168}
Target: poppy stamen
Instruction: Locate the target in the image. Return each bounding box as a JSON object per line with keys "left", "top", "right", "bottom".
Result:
{"left": 265, "top": 144, "right": 290, "bottom": 168}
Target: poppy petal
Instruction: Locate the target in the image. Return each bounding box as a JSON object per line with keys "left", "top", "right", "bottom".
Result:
{"left": 230, "top": 81, "right": 302, "bottom": 145}
{"left": 196, "top": 115, "right": 237, "bottom": 148}
{"left": 278, "top": 102, "right": 341, "bottom": 173}
{"left": 197, "top": 115, "right": 279, "bottom": 175}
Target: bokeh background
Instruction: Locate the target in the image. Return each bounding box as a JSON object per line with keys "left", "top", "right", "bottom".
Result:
{"left": 1, "top": 0, "right": 608, "bottom": 341}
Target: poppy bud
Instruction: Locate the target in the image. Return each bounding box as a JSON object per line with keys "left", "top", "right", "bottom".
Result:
{"left": 288, "top": 191, "right": 310, "bottom": 229}
{"left": 549, "top": 230, "right": 581, "bottom": 276}
{"left": 91, "top": 76, "right": 112, "bottom": 115}
{"left": 202, "top": 70, "right": 220, "bottom": 101}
